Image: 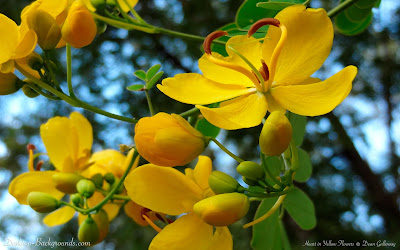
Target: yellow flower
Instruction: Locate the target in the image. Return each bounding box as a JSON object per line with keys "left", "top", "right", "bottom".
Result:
{"left": 83, "top": 0, "right": 139, "bottom": 12}
{"left": 0, "top": 72, "right": 22, "bottom": 95}
{"left": 134, "top": 112, "right": 207, "bottom": 167}
{"left": 158, "top": 5, "right": 357, "bottom": 130}
{"left": 0, "top": 14, "right": 37, "bottom": 73}
{"left": 124, "top": 156, "right": 233, "bottom": 249}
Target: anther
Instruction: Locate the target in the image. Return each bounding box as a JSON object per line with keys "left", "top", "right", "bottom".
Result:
{"left": 203, "top": 30, "right": 229, "bottom": 54}
{"left": 260, "top": 60, "right": 269, "bottom": 81}
{"left": 36, "top": 160, "right": 44, "bottom": 171}
{"left": 27, "top": 143, "right": 36, "bottom": 152}
{"left": 141, "top": 207, "right": 152, "bottom": 221}
{"left": 247, "top": 18, "right": 280, "bottom": 37}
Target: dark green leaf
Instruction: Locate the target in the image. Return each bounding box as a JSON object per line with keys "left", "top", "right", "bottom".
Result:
{"left": 288, "top": 112, "right": 306, "bottom": 146}
{"left": 293, "top": 148, "right": 312, "bottom": 182}
{"left": 235, "top": 0, "right": 280, "bottom": 29}
{"left": 279, "top": 220, "right": 291, "bottom": 250}
{"left": 210, "top": 23, "right": 242, "bottom": 56}
{"left": 133, "top": 70, "right": 146, "bottom": 80}
{"left": 344, "top": 5, "right": 373, "bottom": 23}
{"left": 146, "top": 71, "right": 164, "bottom": 89}
{"left": 252, "top": 197, "right": 285, "bottom": 250}
{"left": 257, "top": 2, "right": 295, "bottom": 11}
{"left": 195, "top": 118, "right": 220, "bottom": 138}
{"left": 284, "top": 187, "right": 316, "bottom": 230}
{"left": 262, "top": 154, "right": 283, "bottom": 186}
{"left": 126, "top": 84, "right": 145, "bottom": 91}
{"left": 374, "top": 0, "right": 381, "bottom": 8}
{"left": 355, "top": 0, "right": 378, "bottom": 9}
{"left": 335, "top": 11, "right": 373, "bottom": 36}
{"left": 146, "top": 64, "right": 161, "bottom": 80}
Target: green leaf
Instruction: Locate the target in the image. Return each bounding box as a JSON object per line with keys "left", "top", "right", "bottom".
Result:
{"left": 210, "top": 23, "right": 248, "bottom": 56}
{"left": 355, "top": 0, "right": 378, "bottom": 9}
{"left": 344, "top": 4, "right": 373, "bottom": 23}
{"left": 126, "top": 84, "right": 145, "bottom": 91}
{"left": 284, "top": 187, "right": 316, "bottom": 230}
{"left": 195, "top": 118, "right": 220, "bottom": 138}
{"left": 257, "top": 2, "right": 295, "bottom": 11}
{"left": 293, "top": 148, "right": 312, "bottom": 182}
{"left": 146, "top": 64, "right": 161, "bottom": 80}
{"left": 262, "top": 154, "right": 282, "bottom": 186}
{"left": 374, "top": 0, "right": 381, "bottom": 8}
{"left": 252, "top": 197, "right": 290, "bottom": 250}
{"left": 279, "top": 220, "right": 291, "bottom": 250}
{"left": 133, "top": 70, "right": 146, "bottom": 80}
{"left": 146, "top": 71, "right": 164, "bottom": 89}
{"left": 235, "top": 0, "right": 280, "bottom": 29}
{"left": 335, "top": 11, "right": 373, "bottom": 36}
{"left": 288, "top": 112, "right": 306, "bottom": 146}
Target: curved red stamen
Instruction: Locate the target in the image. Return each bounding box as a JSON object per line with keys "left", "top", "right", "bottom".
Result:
{"left": 260, "top": 60, "right": 269, "bottom": 81}
{"left": 203, "top": 30, "right": 229, "bottom": 54}
{"left": 27, "top": 143, "right": 36, "bottom": 152}
{"left": 248, "top": 18, "right": 280, "bottom": 37}
{"left": 36, "top": 160, "right": 44, "bottom": 171}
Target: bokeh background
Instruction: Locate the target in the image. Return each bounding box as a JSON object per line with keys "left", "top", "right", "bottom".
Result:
{"left": 0, "top": 0, "right": 399, "bottom": 249}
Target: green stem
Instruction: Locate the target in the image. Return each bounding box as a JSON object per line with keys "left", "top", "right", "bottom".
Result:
{"left": 121, "top": 0, "right": 147, "bottom": 24}
{"left": 180, "top": 107, "right": 199, "bottom": 118}
{"left": 97, "top": 189, "right": 131, "bottom": 201}
{"left": 64, "top": 150, "right": 139, "bottom": 215}
{"left": 66, "top": 44, "right": 75, "bottom": 98}
{"left": 145, "top": 89, "right": 155, "bottom": 116}
{"left": 327, "top": 0, "right": 361, "bottom": 18}
{"left": 290, "top": 139, "right": 299, "bottom": 171}
{"left": 302, "top": 0, "right": 311, "bottom": 6}
{"left": 154, "top": 27, "right": 226, "bottom": 45}
{"left": 208, "top": 137, "right": 244, "bottom": 163}
{"left": 24, "top": 82, "right": 61, "bottom": 100}
{"left": 43, "top": 51, "right": 61, "bottom": 90}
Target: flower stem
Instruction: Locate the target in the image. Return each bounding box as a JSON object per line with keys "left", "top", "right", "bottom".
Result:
{"left": 208, "top": 137, "right": 244, "bottom": 163}
{"left": 327, "top": 0, "right": 361, "bottom": 18}
{"left": 243, "top": 194, "right": 286, "bottom": 228}
{"left": 180, "top": 107, "right": 199, "bottom": 118}
{"left": 66, "top": 44, "right": 75, "bottom": 98}
{"left": 145, "top": 89, "right": 155, "bottom": 116}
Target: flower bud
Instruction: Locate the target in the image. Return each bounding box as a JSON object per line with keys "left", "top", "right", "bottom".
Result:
{"left": 52, "top": 173, "right": 84, "bottom": 194}
{"left": 110, "top": 181, "right": 124, "bottom": 194}
{"left": 259, "top": 111, "right": 292, "bottom": 156}
{"left": 106, "top": 0, "right": 117, "bottom": 7}
{"left": 134, "top": 113, "right": 207, "bottom": 167}
{"left": 92, "top": 209, "right": 109, "bottom": 244}
{"left": 95, "top": 19, "right": 107, "bottom": 35}
{"left": 91, "top": 174, "right": 104, "bottom": 188}
{"left": 71, "top": 193, "right": 84, "bottom": 207}
{"left": 61, "top": 1, "right": 97, "bottom": 48}
{"left": 0, "top": 72, "right": 22, "bottom": 95}
{"left": 77, "top": 179, "right": 96, "bottom": 198}
{"left": 242, "top": 176, "right": 257, "bottom": 186}
{"left": 103, "top": 172, "right": 115, "bottom": 185}
{"left": 25, "top": 52, "right": 43, "bottom": 71}
{"left": 22, "top": 83, "right": 39, "bottom": 98}
{"left": 193, "top": 193, "right": 249, "bottom": 226}
{"left": 27, "top": 192, "right": 61, "bottom": 213}
{"left": 209, "top": 171, "right": 240, "bottom": 194}
{"left": 27, "top": 9, "right": 62, "bottom": 50}
{"left": 78, "top": 216, "right": 99, "bottom": 245}
{"left": 237, "top": 161, "right": 265, "bottom": 181}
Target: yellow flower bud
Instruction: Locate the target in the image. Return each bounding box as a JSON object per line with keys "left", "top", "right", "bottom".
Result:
{"left": 259, "top": 111, "right": 292, "bottom": 156}
{"left": 237, "top": 161, "right": 265, "bottom": 181}
{"left": 0, "top": 72, "right": 22, "bottom": 95}
{"left": 193, "top": 193, "right": 249, "bottom": 226}
{"left": 52, "top": 172, "right": 84, "bottom": 194}
{"left": 78, "top": 216, "right": 99, "bottom": 245}
{"left": 209, "top": 171, "right": 240, "bottom": 194}
{"left": 134, "top": 113, "right": 207, "bottom": 167}
{"left": 27, "top": 9, "right": 62, "bottom": 50}
{"left": 77, "top": 179, "right": 96, "bottom": 198}
{"left": 61, "top": 1, "right": 97, "bottom": 48}
{"left": 27, "top": 192, "right": 61, "bottom": 213}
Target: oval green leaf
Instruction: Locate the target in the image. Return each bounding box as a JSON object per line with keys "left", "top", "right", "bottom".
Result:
{"left": 293, "top": 148, "right": 312, "bottom": 182}
{"left": 283, "top": 187, "right": 316, "bottom": 230}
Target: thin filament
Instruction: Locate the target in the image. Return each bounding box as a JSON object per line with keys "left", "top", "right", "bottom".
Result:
{"left": 267, "top": 24, "right": 287, "bottom": 91}
{"left": 143, "top": 214, "right": 162, "bottom": 233}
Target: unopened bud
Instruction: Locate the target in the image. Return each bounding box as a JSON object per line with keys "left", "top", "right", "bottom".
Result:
{"left": 95, "top": 19, "right": 107, "bottom": 35}
{"left": 259, "top": 111, "right": 292, "bottom": 156}
{"left": 237, "top": 161, "right": 265, "bottom": 181}
{"left": 193, "top": 193, "right": 249, "bottom": 226}
{"left": 26, "top": 52, "right": 43, "bottom": 71}
{"left": 104, "top": 172, "right": 115, "bottom": 185}
{"left": 0, "top": 72, "right": 22, "bottom": 95}
{"left": 22, "top": 83, "right": 39, "bottom": 98}
{"left": 52, "top": 173, "right": 84, "bottom": 194}
{"left": 92, "top": 209, "right": 109, "bottom": 244}
{"left": 209, "top": 171, "right": 240, "bottom": 194}
{"left": 91, "top": 174, "right": 103, "bottom": 188}
{"left": 242, "top": 176, "right": 257, "bottom": 186}
{"left": 78, "top": 216, "right": 99, "bottom": 245}
{"left": 27, "top": 9, "right": 62, "bottom": 50}
{"left": 77, "top": 179, "right": 96, "bottom": 198}
{"left": 71, "top": 193, "right": 84, "bottom": 207}
{"left": 27, "top": 192, "right": 61, "bottom": 213}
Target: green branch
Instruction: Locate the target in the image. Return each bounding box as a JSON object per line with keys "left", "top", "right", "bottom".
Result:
{"left": 327, "top": 0, "right": 361, "bottom": 18}
{"left": 208, "top": 137, "right": 244, "bottom": 163}
{"left": 66, "top": 44, "right": 75, "bottom": 98}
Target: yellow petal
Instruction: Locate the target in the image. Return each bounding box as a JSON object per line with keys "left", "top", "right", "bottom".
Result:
{"left": 262, "top": 5, "right": 333, "bottom": 85}
{"left": 194, "top": 156, "right": 212, "bottom": 191}
{"left": 209, "top": 227, "right": 233, "bottom": 250}
{"left": 14, "top": 29, "right": 37, "bottom": 60}
{"left": 270, "top": 66, "right": 357, "bottom": 116}
{"left": 0, "top": 14, "right": 19, "bottom": 64}
{"left": 125, "top": 164, "right": 203, "bottom": 215}
{"left": 118, "top": 0, "right": 138, "bottom": 12}
{"left": 196, "top": 92, "right": 268, "bottom": 130}
{"left": 70, "top": 112, "right": 93, "bottom": 158}
{"left": 85, "top": 149, "right": 125, "bottom": 178}
{"left": 39, "top": 0, "right": 69, "bottom": 19}
{"left": 185, "top": 168, "right": 195, "bottom": 183}
{"left": 158, "top": 73, "right": 256, "bottom": 105}
{"left": 8, "top": 171, "right": 64, "bottom": 205}
{"left": 87, "top": 192, "right": 120, "bottom": 221}
{"left": 43, "top": 206, "right": 75, "bottom": 226}
{"left": 40, "top": 116, "right": 79, "bottom": 171}
{"left": 149, "top": 213, "right": 213, "bottom": 250}
{"left": 199, "top": 35, "right": 262, "bottom": 87}
{"left": 124, "top": 201, "right": 149, "bottom": 226}
{"left": 0, "top": 60, "right": 15, "bottom": 73}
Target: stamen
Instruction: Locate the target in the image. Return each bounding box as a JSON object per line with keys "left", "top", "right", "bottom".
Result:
{"left": 247, "top": 18, "right": 280, "bottom": 37}
{"left": 141, "top": 207, "right": 152, "bottom": 220}
{"left": 27, "top": 143, "right": 36, "bottom": 152}
{"left": 259, "top": 60, "right": 269, "bottom": 81}
{"left": 203, "top": 30, "right": 228, "bottom": 54}
{"left": 36, "top": 160, "right": 44, "bottom": 171}
{"left": 27, "top": 144, "right": 35, "bottom": 172}
{"left": 142, "top": 214, "right": 162, "bottom": 233}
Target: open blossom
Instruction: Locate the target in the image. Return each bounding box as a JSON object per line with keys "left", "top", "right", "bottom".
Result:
{"left": 158, "top": 5, "right": 357, "bottom": 130}
{"left": 124, "top": 156, "right": 234, "bottom": 249}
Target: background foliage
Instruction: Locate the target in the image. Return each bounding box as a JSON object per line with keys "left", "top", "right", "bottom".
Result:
{"left": 0, "top": 0, "right": 399, "bottom": 249}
